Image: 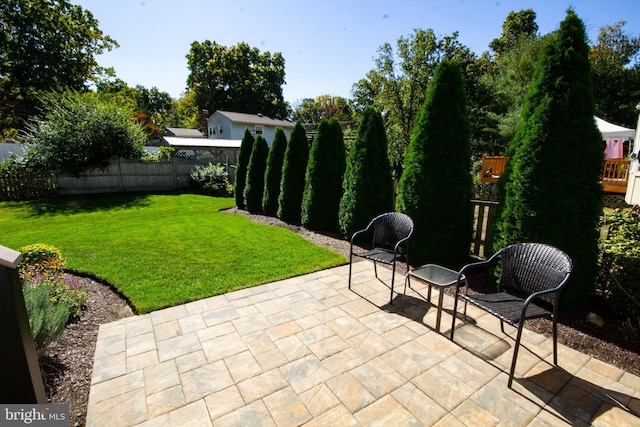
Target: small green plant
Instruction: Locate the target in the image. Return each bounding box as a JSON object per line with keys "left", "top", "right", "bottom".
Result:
{"left": 189, "top": 162, "right": 233, "bottom": 197}
{"left": 19, "top": 243, "right": 87, "bottom": 318}
{"left": 158, "top": 146, "right": 175, "bottom": 160}
{"left": 18, "top": 243, "right": 66, "bottom": 281}
{"left": 22, "top": 281, "right": 72, "bottom": 352}
{"left": 599, "top": 208, "right": 640, "bottom": 320}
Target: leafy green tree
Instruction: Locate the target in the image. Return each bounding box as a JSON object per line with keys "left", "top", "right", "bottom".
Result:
{"left": 0, "top": 0, "right": 118, "bottom": 136}
{"left": 489, "top": 9, "right": 539, "bottom": 56}
{"left": 491, "top": 10, "right": 603, "bottom": 307}
{"left": 243, "top": 135, "right": 269, "bottom": 213}
{"left": 262, "top": 128, "right": 287, "bottom": 216}
{"left": 235, "top": 129, "right": 254, "bottom": 209}
{"left": 293, "top": 95, "right": 355, "bottom": 124}
{"left": 396, "top": 59, "right": 472, "bottom": 264}
{"left": 186, "top": 41, "right": 289, "bottom": 118}
{"left": 21, "top": 91, "right": 146, "bottom": 174}
{"left": 339, "top": 106, "right": 393, "bottom": 238}
{"left": 483, "top": 34, "right": 549, "bottom": 149}
{"left": 351, "top": 29, "right": 474, "bottom": 171}
{"left": 278, "top": 123, "right": 309, "bottom": 223}
{"left": 590, "top": 20, "right": 640, "bottom": 127}
{"left": 301, "top": 118, "right": 346, "bottom": 232}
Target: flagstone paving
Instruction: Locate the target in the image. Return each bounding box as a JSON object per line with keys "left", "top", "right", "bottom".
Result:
{"left": 86, "top": 261, "right": 640, "bottom": 426}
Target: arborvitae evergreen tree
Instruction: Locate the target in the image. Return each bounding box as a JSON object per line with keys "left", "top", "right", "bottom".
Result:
{"left": 339, "top": 106, "right": 394, "bottom": 238}
{"left": 301, "top": 118, "right": 346, "bottom": 231}
{"left": 234, "top": 129, "right": 254, "bottom": 209}
{"left": 243, "top": 135, "right": 269, "bottom": 212}
{"left": 491, "top": 10, "right": 603, "bottom": 307}
{"left": 262, "top": 128, "right": 287, "bottom": 216}
{"left": 396, "top": 59, "right": 472, "bottom": 264}
{"left": 278, "top": 122, "right": 309, "bottom": 223}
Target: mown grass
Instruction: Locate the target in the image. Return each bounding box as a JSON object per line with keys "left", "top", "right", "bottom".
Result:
{"left": 0, "top": 193, "right": 347, "bottom": 313}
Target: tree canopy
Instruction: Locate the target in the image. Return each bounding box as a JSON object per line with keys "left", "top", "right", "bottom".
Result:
{"left": 186, "top": 41, "right": 289, "bottom": 118}
{"left": 0, "top": 0, "right": 118, "bottom": 136}
{"left": 351, "top": 29, "right": 474, "bottom": 171}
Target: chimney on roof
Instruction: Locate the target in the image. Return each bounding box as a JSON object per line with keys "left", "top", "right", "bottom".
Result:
{"left": 200, "top": 109, "right": 209, "bottom": 137}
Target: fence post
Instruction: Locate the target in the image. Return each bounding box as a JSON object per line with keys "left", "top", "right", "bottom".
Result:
{"left": 0, "top": 245, "right": 46, "bottom": 403}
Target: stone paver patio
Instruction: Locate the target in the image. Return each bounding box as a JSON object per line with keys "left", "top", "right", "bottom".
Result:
{"left": 86, "top": 261, "right": 640, "bottom": 426}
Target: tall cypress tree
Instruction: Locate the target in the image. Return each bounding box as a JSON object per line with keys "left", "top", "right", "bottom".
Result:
{"left": 339, "top": 106, "right": 394, "bottom": 238}
{"left": 491, "top": 10, "right": 603, "bottom": 307}
{"left": 262, "top": 128, "right": 287, "bottom": 216}
{"left": 396, "top": 59, "right": 472, "bottom": 264}
{"left": 234, "top": 129, "right": 254, "bottom": 209}
{"left": 243, "top": 135, "right": 269, "bottom": 213}
{"left": 278, "top": 122, "right": 310, "bottom": 223}
{"left": 301, "top": 118, "right": 346, "bottom": 232}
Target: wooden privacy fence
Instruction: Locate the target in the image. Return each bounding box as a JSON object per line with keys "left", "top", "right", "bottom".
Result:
{"left": 470, "top": 199, "right": 498, "bottom": 257}
{"left": 0, "top": 155, "right": 237, "bottom": 199}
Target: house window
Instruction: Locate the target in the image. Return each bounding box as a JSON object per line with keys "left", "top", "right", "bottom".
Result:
{"left": 210, "top": 127, "right": 215, "bottom": 135}
{"left": 219, "top": 124, "right": 223, "bottom": 134}
{"left": 255, "top": 126, "right": 263, "bottom": 135}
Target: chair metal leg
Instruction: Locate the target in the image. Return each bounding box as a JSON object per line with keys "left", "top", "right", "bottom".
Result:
{"left": 389, "top": 262, "right": 396, "bottom": 305}
{"left": 552, "top": 316, "right": 558, "bottom": 365}
{"left": 373, "top": 261, "right": 378, "bottom": 279}
{"left": 508, "top": 322, "right": 525, "bottom": 388}
{"left": 348, "top": 253, "right": 353, "bottom": 290}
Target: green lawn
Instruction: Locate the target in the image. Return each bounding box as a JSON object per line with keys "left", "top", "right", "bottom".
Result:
{"left": 0, "top": 193, "right": 347, "bottom": 313}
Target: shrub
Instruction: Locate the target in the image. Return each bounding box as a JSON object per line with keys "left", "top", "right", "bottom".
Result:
{"left": 243, "top": 135, "right": 269, "bottom": 212}
{"left": 189, "top": 162, "right": 233, "bottom": 197}
{"left": 234, "top": 129, "right": 254, "bottom": 209}
{"left": 22, "top": 280, "right": 71, "bottom": 352}
{"left": 278, "top": 122, "right": 309, "bottom": 223}
{"left": 19, "top": 243, "right": 87, "bottom": 318}
{"left": 339, "top": 106, "right": 393, "bottom": 239}
{"left": 262, "top": 128, "right": 287, "bottom": 216}
{"left": 599, "top": 208, "right": 640, "bottom": 320}
{"left": 21, "top": 91, "right": 147, "bottom": 175}
{"left": 18, "top": 243, "right": 66, "bottom": 282}
{"left": 301, "top": 118, "right": 346, "bottom": 232}
{"left": 490, "top": 10, "right": 603, "bottom": 307}
{"left": 396, "top": 59, "right": 472, "bottom": 264}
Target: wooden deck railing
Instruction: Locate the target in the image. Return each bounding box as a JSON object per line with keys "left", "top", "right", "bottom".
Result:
{"left": 602, "top": 159, "right": 631, "bottom": 193}
{"left": 471, "top": 199, "right": 498, "bottom": 258}
{"left": 479, "top": 156, "right": 631, "bottom": 194}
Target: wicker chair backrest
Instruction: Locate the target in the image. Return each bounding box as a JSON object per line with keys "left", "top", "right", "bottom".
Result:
{"left": 498, "top": 243, "right": 573, "bottom": 305}
{"left": 371, "top": 212, "right": 414, "bottom": 249}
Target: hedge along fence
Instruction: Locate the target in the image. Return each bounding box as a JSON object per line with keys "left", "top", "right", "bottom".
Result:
{"left": 1, "top": 153, "right": 237, "bottom": 199}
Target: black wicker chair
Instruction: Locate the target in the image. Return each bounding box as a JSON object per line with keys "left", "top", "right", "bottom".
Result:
{"left": 348, "top": 212, "right": 414, "bottom": 305}
{"left": 450, "top": 242, "right": 572, "bottom": 388}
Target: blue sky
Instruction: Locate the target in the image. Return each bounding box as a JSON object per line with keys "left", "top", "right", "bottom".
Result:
{"left": 74, "top": 0, "right": 639, "bottom": 106}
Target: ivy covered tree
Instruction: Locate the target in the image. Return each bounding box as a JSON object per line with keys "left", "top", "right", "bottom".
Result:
{"left": 301, "top": 118, "right": 346, "bottom": 232}
{"left": 262, "top": 128, "right": 287, "bottom": 216}
{"left": 338, "top": 106, "right": 393, "bottom": 238}
{"left": 234, "top": 129, "right": 254, "bottom": 209}
{"left": 277, "top": 123, "right": 309, "bottom": 223}
{"left": 396, "top": 59, "right": 472, "bottom": 264}
{"left": 491, "top": 10, "right": 603, "bottom": 307}
{"left": 243, "top": 135, "right": 269, "bottom": 213}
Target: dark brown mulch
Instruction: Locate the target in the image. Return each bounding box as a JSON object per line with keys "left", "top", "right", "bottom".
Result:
{"left": 42, "top": 207, "right": 640, "bottom": 426}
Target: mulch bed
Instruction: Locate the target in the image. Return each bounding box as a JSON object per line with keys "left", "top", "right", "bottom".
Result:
{"left": 41, "top": 207, "right": 640, "bottom": 426}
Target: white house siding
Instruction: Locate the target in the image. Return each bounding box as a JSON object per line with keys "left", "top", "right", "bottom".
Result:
{"left": 207, "top": 111, "right": 294, "bottom": 146}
